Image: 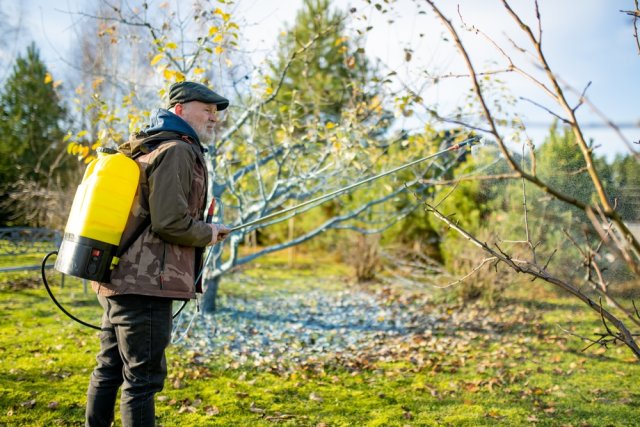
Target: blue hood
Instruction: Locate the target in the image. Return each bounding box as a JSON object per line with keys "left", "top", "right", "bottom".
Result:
{"left": 118, "top": 108, "right": 207, "bottom": 157}
{"left": 144, "top": 108, "right": 200, "bottom": 143}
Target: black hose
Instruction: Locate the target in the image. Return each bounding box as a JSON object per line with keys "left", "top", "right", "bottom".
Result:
{"left": 42, "top": 251, "right": 188, "bottom": 330}
{"left": 41, "top": 251, "right": 102, "bottom": 330}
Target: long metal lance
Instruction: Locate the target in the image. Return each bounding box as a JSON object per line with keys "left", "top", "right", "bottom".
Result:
{"left": 229, "top": 135, "right": 481, "bottom": 232}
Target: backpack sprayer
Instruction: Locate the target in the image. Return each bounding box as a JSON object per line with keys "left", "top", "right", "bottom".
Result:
{"left": 42, "top": 135, "right": 481, "bottom": 329}
{"left": 42, "top": 147, "right": 140, "bottom": 329}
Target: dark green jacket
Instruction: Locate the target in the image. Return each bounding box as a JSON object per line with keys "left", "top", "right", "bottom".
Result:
{"left": 93, "top": 109, "right": 211, "bottom": 299}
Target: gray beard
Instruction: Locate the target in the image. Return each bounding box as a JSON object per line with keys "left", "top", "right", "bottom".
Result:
{"left": 193, "top": 124, "right": 215, "bottom": 145}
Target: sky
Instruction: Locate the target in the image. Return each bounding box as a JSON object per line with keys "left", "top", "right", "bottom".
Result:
{"left": 3, "top": 0, "right": 639, "bottom": 160}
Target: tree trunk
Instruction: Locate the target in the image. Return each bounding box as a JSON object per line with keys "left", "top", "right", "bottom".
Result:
{"left": 202, "top": 275, "right": 221, "bottom": 313}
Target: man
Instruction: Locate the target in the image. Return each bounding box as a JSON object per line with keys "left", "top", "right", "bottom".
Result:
{"left": 86, "top": 81, "right": 231, "bottom": 427}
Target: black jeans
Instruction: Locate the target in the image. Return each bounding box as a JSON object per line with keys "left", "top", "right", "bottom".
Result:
{"left": 86, "top": 294, "right": 173, "bottom": 427}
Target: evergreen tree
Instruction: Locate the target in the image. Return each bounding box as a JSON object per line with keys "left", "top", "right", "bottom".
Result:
{"left": 609, "top": 154, "right": 640, "bottom": 221}
{"left": 536, "top": 124, "right": 597, "bottom": 206}
{"left": 0, "top": 42, "right": 71, "bottom": 226}
{"left": 267, "top": 0, "right": 378, "bottom": 131}
{"left": 271, "top": 0, "right": 349, "bottom": 121}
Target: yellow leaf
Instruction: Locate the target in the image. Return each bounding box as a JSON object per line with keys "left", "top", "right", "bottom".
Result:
{"left": 222, "top": 13, "right": 230, "bottom": 21}
{"left": 334, "top": 36, "right": 347, "bottom": 46}
{"left": 164, "top": 69, "right": 175, "bottom": 80}
{"left": 84, "top": 155, "right": 95, "bottom": 164}
{"left": 208, "top": 26, "right": 219, "bottom": 36}
{"left": 215, "top": 46, "right": 224, "bottom": 55}
{"left": 213, "top": 34, "right": 223, "bottom": 43}
{"left": 175, "top": 71, "right": 185, "bottom": 82}
{"left": 91, "top": 142, "right": 101, "bottom": 150}
{"left": 150, "top": 53, "right": 164, "bottom": 65}
{"left": 92, "top": 78, "right": 104, "bottom": 90}
{"left": 225, "top": 58, "right": 233, "bottom": 67}
{"left": 228, "top": 22, "right": 239, "bottom": 30}
{"left": 193, "top": 67, "right": 205, "bottom": 75}
{"left": 265, "top": 87, "right": 273, "bottom": 95}
{"left": 77, "top": 130, "right": 88, "bottom": 138}
{"left": 66, "top": 143, "right": 75, "bottom": 154}
{"left": 165, "top": 42, "right": 178, "bottom": 49}
{"left": 44, "top": 73, "right": 53, "bottom": 84}
{"left": 53, "top": 80, "right": 62, "bottom": 88}
{"left": 326, "top": 122, "right": 336, "bottom": 129}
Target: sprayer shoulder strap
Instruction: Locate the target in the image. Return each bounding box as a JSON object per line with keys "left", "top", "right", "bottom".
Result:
{"left": 116, "top": 216, "right": 150, "bottom": 258}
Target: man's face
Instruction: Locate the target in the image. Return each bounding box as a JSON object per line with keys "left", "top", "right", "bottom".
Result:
{"left": 177, "top": 101, "right": 219, "bottom": 144}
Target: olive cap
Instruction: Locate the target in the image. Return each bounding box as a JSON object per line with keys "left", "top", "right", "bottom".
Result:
{"left": 167, "top": 81, "right": 229, "bottom": 110}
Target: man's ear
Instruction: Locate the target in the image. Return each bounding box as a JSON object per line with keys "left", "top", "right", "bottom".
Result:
{"left": 174, "top": 103, "right": 184, "bottom": 116}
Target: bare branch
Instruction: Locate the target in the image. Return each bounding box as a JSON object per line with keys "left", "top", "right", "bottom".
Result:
{"left": 426, "top": 0, "right": 591, "bottom": 213}
{"left": 426, "top": 201, "right": 640, "bottom": 359}
{"left": 519, "top": 97, "right": 570, "bottom": 124}
{"left": 621, "top": 2, "right": 640, "bottom": 55}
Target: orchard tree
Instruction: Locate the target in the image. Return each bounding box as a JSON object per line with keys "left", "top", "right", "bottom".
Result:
{"left": 200, "top": 0, "right": 460, "bottom": 311}
{"left": 369, "top": 0, "right": 640, "bottom": 358}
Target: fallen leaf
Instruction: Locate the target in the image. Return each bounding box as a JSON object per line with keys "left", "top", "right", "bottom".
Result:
{"left": 265, "top": 413, "right": 296, "bottom": 421}
{"left": 485, "top": 409, "right": 504, "bottom": 419}
{"left": 178, "top": 405, "right": 197, "bottom": 414}
{"left": 20, "top": 399, "right": 36, "bottom": 409}
{"left": 309, "top": 392, "right": 324, "bottom": 402}
{"left": 47, "top": 401, "right": 59, "bottom": 409}
{"left": 249, "top": 402, "right": 266, "bottom": 414}
{"left": 205, "top": 405, "right": 220, "bottom": 416}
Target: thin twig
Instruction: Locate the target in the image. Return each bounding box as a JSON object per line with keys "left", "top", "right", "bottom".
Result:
{"left": 425, "top": 201, "right": 640, "bottom": 359}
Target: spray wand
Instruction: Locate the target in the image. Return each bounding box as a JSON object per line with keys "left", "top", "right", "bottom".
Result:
{"left": 227, "top": 135, "right": 481, "bottom": 233}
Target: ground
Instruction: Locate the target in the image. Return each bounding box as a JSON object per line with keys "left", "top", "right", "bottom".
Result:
{"left": 0, "top": 251, "right": 639, "bottom": 426}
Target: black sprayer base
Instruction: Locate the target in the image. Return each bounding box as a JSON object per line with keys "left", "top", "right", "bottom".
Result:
{"left": 54, "top": 234, "right": 117, "bottom": 282}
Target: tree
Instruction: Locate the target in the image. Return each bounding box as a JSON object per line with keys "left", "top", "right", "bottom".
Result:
{"left": 388, "top": 0, "right": 640, "bottom": 359}
{"left": 0, "top": 42, "right": 74, "bottom": 227}
{"left": 199, "top": 0, "right": 469, "bottom": 312}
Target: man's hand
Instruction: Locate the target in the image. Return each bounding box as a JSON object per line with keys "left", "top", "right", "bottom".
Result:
{"left": 208, "top": 223, "right": 231, "bottom": 245}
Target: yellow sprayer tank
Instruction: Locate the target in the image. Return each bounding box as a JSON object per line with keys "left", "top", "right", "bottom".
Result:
{"left": 55, "top": 147, "right": 140, "bottom": 282}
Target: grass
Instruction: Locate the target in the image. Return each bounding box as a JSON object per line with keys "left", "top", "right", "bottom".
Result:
{"left": 0, "top": 251, "right": 639, "bottom": 426}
